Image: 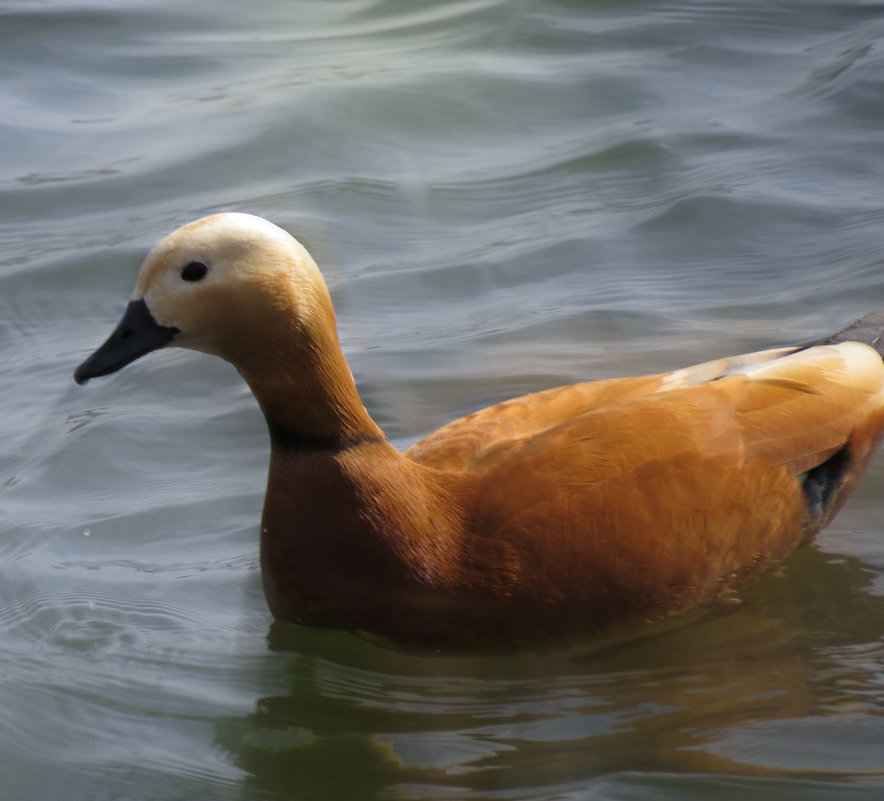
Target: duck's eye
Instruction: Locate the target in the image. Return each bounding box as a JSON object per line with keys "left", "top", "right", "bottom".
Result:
{"left": 181, "top": 261, "right": 208, "bottom": 282}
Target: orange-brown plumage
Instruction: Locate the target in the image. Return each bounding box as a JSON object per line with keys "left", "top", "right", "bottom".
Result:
{"left": 74, "top": 214, "right": 884, "bottom": 638}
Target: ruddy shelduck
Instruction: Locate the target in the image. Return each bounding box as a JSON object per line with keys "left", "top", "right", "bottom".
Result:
{"left": 74, "top": 213, "right": 884, "bottom": 638}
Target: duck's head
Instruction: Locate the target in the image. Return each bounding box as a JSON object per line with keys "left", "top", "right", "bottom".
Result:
{"left": 74, "top": 213, "right": 331, "bottom": 384}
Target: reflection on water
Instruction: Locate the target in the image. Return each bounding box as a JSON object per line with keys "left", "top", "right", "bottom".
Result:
{"left": 212, "top": 547, "right": 884, "bottom": 799}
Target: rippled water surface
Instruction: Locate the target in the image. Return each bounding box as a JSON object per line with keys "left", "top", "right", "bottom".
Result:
{"left": 3, "top": 1, "right": 884, "bottom": 798}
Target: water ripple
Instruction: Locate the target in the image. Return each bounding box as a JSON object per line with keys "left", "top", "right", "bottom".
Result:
{"left": 4, "top": 0, "right": 884, "bottom": 799}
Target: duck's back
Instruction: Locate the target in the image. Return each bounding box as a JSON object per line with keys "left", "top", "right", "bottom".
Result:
{"left": 407, "top": 344, "right": 835, "bottom": 471}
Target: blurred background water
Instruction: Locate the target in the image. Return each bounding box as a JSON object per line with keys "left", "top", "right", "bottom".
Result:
{"left": 2, "top": 0, "right": 884, "bottom": 798}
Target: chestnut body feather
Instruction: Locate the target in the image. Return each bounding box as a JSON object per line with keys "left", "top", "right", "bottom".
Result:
{"left": 75, "top": 214, "right": 884, "bottom": 638}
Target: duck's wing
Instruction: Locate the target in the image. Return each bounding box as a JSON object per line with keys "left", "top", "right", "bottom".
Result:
{"left": 406, "top": 344, "right": 803, "bottom": 472}
{"left": 450, "top": 342, "right": 884, "bottom": 621}
{"left": 492, "top": 340, "right": 881, "bottom": 480}
{"left": 410, "top": 341, "right": 884, "bottom": 533}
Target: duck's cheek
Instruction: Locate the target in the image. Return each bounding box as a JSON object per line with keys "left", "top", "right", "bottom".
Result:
{"left": 163, "top": 319, "right": 232, "bottom": 358}
{"left": 173, "top": 333, "right": 219, "bottom": 357}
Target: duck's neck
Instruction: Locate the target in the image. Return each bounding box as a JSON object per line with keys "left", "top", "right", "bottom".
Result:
{"left": 236, "top": 303, "right": 473, "bottom": 629}
{"left": 236, "top": 303, "right": 386, "bottom": 451}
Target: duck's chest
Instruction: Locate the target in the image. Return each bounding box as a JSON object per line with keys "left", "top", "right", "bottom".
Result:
{"left": 256, "top": 450, "right": 470, "bottom": 630}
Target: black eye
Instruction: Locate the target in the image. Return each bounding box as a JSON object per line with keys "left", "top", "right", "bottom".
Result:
{"left": 181, "top": 261, "right": 208, "bottom": 282}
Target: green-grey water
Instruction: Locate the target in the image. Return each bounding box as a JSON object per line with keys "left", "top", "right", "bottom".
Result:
{"left": 3, "top": 1, "right": 884, "bottom": 798}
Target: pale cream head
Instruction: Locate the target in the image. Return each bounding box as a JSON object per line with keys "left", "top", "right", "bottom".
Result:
{"left": 133, "top": 213, "right": 331, "bottom": 362}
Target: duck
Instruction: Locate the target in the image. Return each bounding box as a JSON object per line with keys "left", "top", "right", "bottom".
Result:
{"left": 74, "top": 213, "right": 884, "bottom": 639}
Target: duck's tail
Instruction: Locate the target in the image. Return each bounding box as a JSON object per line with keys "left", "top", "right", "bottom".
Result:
{"left": 795, "top": 306, "right": 884, "bottom": 530}
{"left": 814, "top": 307, "right": 884, "bottom": 357}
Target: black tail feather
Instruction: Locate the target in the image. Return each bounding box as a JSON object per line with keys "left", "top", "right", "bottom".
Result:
{"left": 800, "top": 445, "right": 852, "bottom": 523}
{"left": 813, "top": 307, "right": 884, "bottom": 358}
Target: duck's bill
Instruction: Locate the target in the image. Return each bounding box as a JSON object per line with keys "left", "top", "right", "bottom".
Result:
{"left": 74, "top": 299, "right": 179, "bottom": 385}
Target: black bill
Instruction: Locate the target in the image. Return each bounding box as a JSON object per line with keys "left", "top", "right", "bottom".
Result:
{"left": 74, "top": 298, "right": 179, "bottom": 385}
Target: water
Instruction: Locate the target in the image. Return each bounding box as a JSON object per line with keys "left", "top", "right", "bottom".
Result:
{"left": 2, "top": 0, "right": 884, "bottom": 798}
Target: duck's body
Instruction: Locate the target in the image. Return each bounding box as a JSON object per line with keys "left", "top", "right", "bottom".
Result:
{"left": 75, "top": 214, "right": 884, "bottom": 638}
